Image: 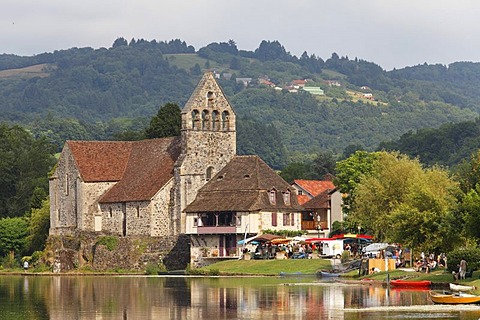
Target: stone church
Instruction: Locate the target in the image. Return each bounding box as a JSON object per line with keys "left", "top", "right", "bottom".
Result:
{"left": 49, "top": 72, "right": 302, "bottom": 270}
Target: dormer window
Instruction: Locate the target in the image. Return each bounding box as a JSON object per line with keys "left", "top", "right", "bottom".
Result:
{"left": 283, "top": 190, "right": 291, "bottom": 206}
{"left": 269, "top": 189, "right": 276, "bottom": 205}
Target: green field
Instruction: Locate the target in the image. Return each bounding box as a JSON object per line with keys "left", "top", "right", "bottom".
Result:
{"left": 197, "top": 259, "right": 332, "bottom": 275}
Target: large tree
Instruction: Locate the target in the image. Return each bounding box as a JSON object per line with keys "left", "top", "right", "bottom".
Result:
{"left": 0, "top": 124, "right": 56, "bottom": 218}
{"left": 334, "top": 151, "right": 379, "bottom": 214}
{"left": 348, "top": 151, "right": 461, "bottom": 253}
{"left": 0, "top": 217, "right": 28, "bottom": 258}
{"left": 144, "top": 103, "right": 182, "bottom": 139}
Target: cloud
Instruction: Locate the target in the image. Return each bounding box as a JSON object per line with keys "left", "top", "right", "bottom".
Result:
{"left": 1, "top": 0, "right": 480, "bottom": 69}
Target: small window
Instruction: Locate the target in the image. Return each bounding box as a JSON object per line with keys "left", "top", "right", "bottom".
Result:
{"left": 109, "top": 207, "right": 113, "bottom": 218}
{"left": 193, "top": 218, "right": 198, "bottom": 227}
{"left": 65, "top": 175, "right": 69, "bottom": 196}
{"left": 298, "top": 190, "right": 303, "bottom": 195}
{"left": 136, "top": 206, "right": 140, "bottom": 218}
{"left": 271, "top": 212, "right": 277, "bottom": 226}
{"left": 244, "top": 174, "right": 251, "bottom": 179}
{"left": 290, "top": 213, "right": 295, "bottom": 226}
{"left": 283, "top": 190, "right": 291, "bottom": 206}
{"left": 206, "top": 167, "right": 214, "bottom": 181}
{"left": 269, "top": 189, "right": 276, "bottom": 205}
{"left": 283, "top": 213, "right": 290, "bottom": 226}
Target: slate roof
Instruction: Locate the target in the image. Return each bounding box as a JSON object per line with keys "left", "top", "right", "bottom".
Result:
{"left": 66, "top": 137, "right": 181, "bottom": 203}
{"left": 185, "top": 155, "right": 303, "bottom": 213}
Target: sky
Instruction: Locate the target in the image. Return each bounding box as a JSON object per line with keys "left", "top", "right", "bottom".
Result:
{"left": 2, "top": 0, "right": 480, "bottom": 71}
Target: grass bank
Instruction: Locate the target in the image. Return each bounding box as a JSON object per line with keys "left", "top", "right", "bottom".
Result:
{"left": 195, "top": 259, "right": 332, "bottom": 275}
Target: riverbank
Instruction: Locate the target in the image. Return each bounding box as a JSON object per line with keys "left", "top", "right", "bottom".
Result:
{"left": 197, "top": 259, "right": 480, "bottom": 291}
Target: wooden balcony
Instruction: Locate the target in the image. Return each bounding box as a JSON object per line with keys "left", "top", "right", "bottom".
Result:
{"left": 196, "top": 226, "right": 236, "bottom": 234}
{"left": 301, "top": 220, "right": 328, "bottom": 231}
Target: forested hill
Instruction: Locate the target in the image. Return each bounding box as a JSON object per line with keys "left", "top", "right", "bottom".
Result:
{"left": 0, "top": 38, "right": 479, "bottom": 169}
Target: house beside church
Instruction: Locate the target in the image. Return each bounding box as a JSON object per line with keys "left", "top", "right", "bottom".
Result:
{"left": 49, "top": 72, "right": 304, "bottom": 270}
{"left": 291, "top": 179, "right": 343, "bottom": 238}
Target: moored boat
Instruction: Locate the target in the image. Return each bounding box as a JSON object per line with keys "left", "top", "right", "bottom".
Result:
{"left": 429, "top": 290, "right": 480, "bottom": 304}
{"left": 449, "top": 283, "right": 476, "bottom": 292}
{"left": 389, "top": 279, "right": 431, "bottom": 288}
{"left": 318, "top": 271, "right": 340, "bottom": 277}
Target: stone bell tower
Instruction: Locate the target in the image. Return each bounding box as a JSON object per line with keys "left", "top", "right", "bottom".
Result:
{"left": 173, "top": 72, "right": 236, "bottom": 234}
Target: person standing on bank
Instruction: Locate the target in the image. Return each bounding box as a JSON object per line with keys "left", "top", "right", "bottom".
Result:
{"left": 459, "top": 257, "right": 467, "bottom": 280}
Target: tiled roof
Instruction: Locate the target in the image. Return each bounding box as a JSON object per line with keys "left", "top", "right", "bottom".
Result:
{"left": 67, "top": 141, "right": 133, "bottom": 182}
{"left": 293, "top": 179, "right": 335, "bottom": 197}
{"left": 66, "top": 137, "right": 181, "bottom": 203}
{"left": 185, "top": 155, "right": 302, "bottom": 212}
{"left": 100, "top": 137, "right": 181, "bottom": 203}
{"left": 302, "top": 189, "right": 334, "bottom": 209}
{"left": 296, "top": 194, "right": 311, "bottom": 205}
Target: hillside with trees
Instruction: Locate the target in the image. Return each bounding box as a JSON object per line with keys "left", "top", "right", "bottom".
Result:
{"left": 0, "top": 37, "right": 479, "bottom": 170}
{"left": 3, "top": 38, "right": 480, "bottom": 270}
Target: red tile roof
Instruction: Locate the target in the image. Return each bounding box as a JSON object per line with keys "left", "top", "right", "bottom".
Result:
{"left": 100, "top": 137, "right": 181, "bottom": 203}
{"left": 293, "top": 179, "right": 335, "bottom": 197}
{"left": 296, "top": 194, "right": 311, "bottom": 205}
{"left": 67, "top": 141, "right": 132, "bottom": 182}
{"left": 66, "top": 137, "right": 181, "bottom": 203}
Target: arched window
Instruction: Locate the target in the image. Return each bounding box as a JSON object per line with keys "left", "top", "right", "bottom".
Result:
{"left": 202, "top": 110, "right": 210, "bottom": 130}
{"left": 222, "top": 111, "right": 230, "bottom": 131}
{"left": 207, "top": 91, "right": 215, "bottom": 108}
{"left": 212, "top": 110, "right": 220, "bottom": 131}
{"left": 192, "top": 110, "right": 200, "bottom": 130}
{"left": 206, "top": 166, "right": 214, "bottom": 181}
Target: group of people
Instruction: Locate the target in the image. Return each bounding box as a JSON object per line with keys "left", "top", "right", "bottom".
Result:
{"left": 414, "top": 252, "right": 446, "bottom": 273}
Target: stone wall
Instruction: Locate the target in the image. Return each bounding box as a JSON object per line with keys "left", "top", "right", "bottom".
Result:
{"left": 46, "top": 232, "right": 191, "bottom": 272}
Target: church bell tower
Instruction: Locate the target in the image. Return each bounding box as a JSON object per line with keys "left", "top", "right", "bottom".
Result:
{"left": 174, "top": 72, "right": 236, "bottom": 234}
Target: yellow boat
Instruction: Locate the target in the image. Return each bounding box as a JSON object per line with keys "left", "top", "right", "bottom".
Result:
{"left": 429, "top": 290, "right": 480, "bottom": 304}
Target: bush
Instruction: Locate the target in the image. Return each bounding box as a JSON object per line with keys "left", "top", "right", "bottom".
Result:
{"left": 447, "top": 247, "right": 480, "bottom": 272}
{"left": 96, "top": 236, "right": 119, "bottom": 251}
{"left": 145, "top": 262, "right": 167, "bottom": 275}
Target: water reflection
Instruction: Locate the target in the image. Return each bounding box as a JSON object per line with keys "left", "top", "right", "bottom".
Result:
{"left": 1, "top": 275, "right": 480, "bottom": 319}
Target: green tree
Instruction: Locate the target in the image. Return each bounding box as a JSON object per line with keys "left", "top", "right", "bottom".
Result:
{"left": 26, "top": 199, "right": 50, "bottom": 253}
{"left": 280, "top": 162, "right": 314, "bottom": 183}
{"left": 190, "top": 63, "right": 202, "bottom": 75}
{"left": 349, "top": 151, "right": 461, "bottom": 253}
{"left": 311, "top": 151, "right": 337, "bottom": 179}
{"left": 0, "top": 124, "right": 56, "bottom": 217}
{"left": 334, "top": 151, "right": 379, "bottom": 214}
{"left": 0, "top": 217, "right": 28, "bottom": 258}
{"left": 144, "top": 103, "right": 182, "bottom": 139}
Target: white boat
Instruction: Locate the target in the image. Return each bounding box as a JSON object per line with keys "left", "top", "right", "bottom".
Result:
{"left": 449, "top": 283, "right": 476, "bottom": 292}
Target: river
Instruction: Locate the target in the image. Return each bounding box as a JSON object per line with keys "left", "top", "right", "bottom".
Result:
{"left": 1, "top": 275, "right": 480, "bottom": 319}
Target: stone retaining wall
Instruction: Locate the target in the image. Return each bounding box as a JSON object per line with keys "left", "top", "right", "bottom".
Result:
{"left": 46, "top": 232, "right": 190, "bottom": 272}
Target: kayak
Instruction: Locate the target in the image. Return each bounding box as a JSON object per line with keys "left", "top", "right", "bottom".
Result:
{"left": 449, "top": 283, "right": 476, "bottom": 292}
{"left": 389, "top": 279, "right": 431, "bottom": 288}
{"left": 430, "top": 290, "right": 480, "bottom": 304}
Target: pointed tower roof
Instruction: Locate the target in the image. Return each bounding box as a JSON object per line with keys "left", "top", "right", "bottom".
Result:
{"left": 182, "top": 72, "right": 236, "bottom": 116}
